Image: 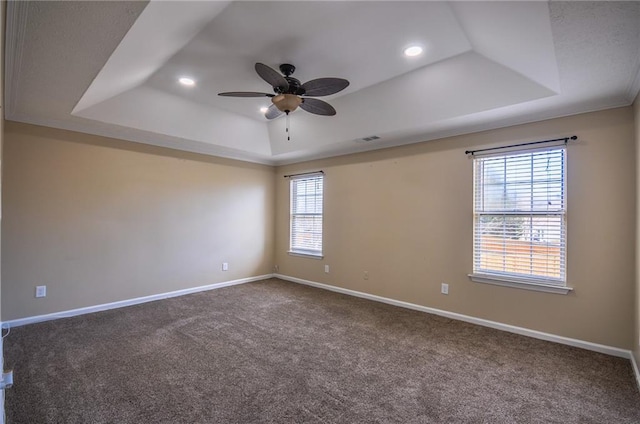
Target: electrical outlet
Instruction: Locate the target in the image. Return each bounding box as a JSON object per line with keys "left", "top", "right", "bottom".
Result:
{"left": 274, "top": 265, "right": 279, "bottom": 273}
{"left": 441, "top": 283, "right": 449, "bottom": 295}
{"left": 324, "top": 265, "right": 330, "bottom": 273}
{"left": 35, "top": 285, "right": 46, "bottom": 298}
{"left": 363, "top": 271, "right": 369, "bottom": 280}
{"left": 222, "top": 262, "right": 229, "bottom": 271}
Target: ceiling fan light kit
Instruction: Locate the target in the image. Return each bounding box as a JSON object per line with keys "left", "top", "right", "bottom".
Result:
{"left": 218, "top": 62, "right": 349, "bottom": 141}
{"left": 272, "top": 94, "right": 302, "bottom": 114}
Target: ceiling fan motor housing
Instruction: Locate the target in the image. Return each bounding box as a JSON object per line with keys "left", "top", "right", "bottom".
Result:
{"left": 275, "top": 64, "right": 305, "bottom": 95}
{"left": 284, "top": 77, "right": 305, "bottom": 95}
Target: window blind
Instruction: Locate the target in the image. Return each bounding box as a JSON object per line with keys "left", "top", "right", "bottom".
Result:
{"left": 290, "top": 173, "right": 323, "bottom": 255}
{"left": 473, "top": 147, "right": 566, "bottom": 284}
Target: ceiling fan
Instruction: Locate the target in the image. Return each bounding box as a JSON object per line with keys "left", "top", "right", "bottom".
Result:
{"left": 218, "top": 63, "right": 349, "bottom": 120}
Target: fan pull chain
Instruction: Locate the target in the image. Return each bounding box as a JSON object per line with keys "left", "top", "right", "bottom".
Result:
{"left": 286, "top": 111, "right": 291, "bottom": 142}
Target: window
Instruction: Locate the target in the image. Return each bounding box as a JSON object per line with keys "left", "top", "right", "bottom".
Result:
{"left": 289, "top": 173, "right": 323, "bottom": 258}
{"left": 470, "top": 147, "right": 570, "bottom": 294}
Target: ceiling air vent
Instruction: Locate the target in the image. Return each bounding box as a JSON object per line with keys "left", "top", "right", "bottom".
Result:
{"left": 359, "top": 135, "right": 380, "bottom": 142}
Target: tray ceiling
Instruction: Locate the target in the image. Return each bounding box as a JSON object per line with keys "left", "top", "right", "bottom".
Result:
{"left": 5, "top": 1, "right": 640, "bottom": 165}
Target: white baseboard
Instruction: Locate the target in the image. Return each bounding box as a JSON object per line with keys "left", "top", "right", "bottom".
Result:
{"left": 275, "top": 273, "right": 633, "bottom": 360}
{"left": 0, "top": 335, "right": 4, "bottom": 424}
{"left": 4, "top": 274, "right": 274, "bottom": 328}
{"left": 3, "top": 272, "right": 636, "bottom": 364}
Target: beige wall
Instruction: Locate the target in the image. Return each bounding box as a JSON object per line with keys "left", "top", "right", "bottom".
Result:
{"left": 2, "top": 106, "right": 636, "bottom": 350}
{"left": 1, "top": 4, "right": 6, "bottom": 420}
{"left": 635, "top": 95, "right": 640, "bottom": 365}
{"left": 0, "top": 2, "right": 4, "bottom": 327}
{"left": 1, "top": 122, "right": 275, "bottom": 321}
{"left": 275, "top": 107, "right": 635, "bottom": 349}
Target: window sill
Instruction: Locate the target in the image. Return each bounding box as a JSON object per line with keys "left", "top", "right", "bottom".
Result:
{"left": 288, "top": 251, "right": 324, "bottom": 260}
{"left": 468, "top": 273, "right": 573, "bottom": 295}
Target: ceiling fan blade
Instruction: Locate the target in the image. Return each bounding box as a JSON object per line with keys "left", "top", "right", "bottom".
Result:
{"left": 218, "top": 92, "right": 274, "bottom": 97}
{"left": 300, "top": 98, "right": 336, "bottom": 116}
{"left": 265, "top": 104, "right": 283, "bottom": 120}
{"left": 255, "top": 63, "right": 289, "bottom": 92}
{"left": 301, "top": 78, "right": 349, "bottom": 96}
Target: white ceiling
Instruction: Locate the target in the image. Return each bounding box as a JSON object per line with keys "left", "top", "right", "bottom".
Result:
{"left": 5, "top": 1, "right": 640, "bottom": 165}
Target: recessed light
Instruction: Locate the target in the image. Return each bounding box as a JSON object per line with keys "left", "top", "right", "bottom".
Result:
{"left": 178, "top": 77, "right": 195, "bottom": 86}
{"left": 260, "top": 106, "right": 269, "bottom": 113}
{"left": 404, "top": 45, "right": 423, "bottom": 57}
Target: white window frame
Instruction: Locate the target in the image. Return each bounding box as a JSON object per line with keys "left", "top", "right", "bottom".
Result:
{"left": 469, "top": 146, "right": 572, "bottom": 294}
{"left": 288, "top": 172, "right": 324, "bottom": 259}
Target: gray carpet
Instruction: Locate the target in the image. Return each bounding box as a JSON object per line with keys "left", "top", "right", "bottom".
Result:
{"left": 4, "top": 278, "right": 640, "bottom": 423}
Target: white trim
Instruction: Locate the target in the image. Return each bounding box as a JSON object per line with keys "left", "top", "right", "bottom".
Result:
{"left": 287, "top": 251, "right": 324, "bottom": 260}
{"left": 3, "top": 273, "right": 635, "bottom": 368}
{"left": 624, "top": 41, "right": 640, "bottom": 103}
{"left": 0, "top": 336, "right": 4, "bottom": 424}
{"left": 4, "top": 113, "right": 273, "bottom": 166}
{"left": 469, "top": 273, "right": 573, "bottom": 295}
{"left": 4, "top": 274, "right": 273, "bottom": 328}
{"left": 631, "top": 352, "right": 640, "bottom": 391}
{"left": 275, "top": 274, "right": 630, "bottom": 359}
